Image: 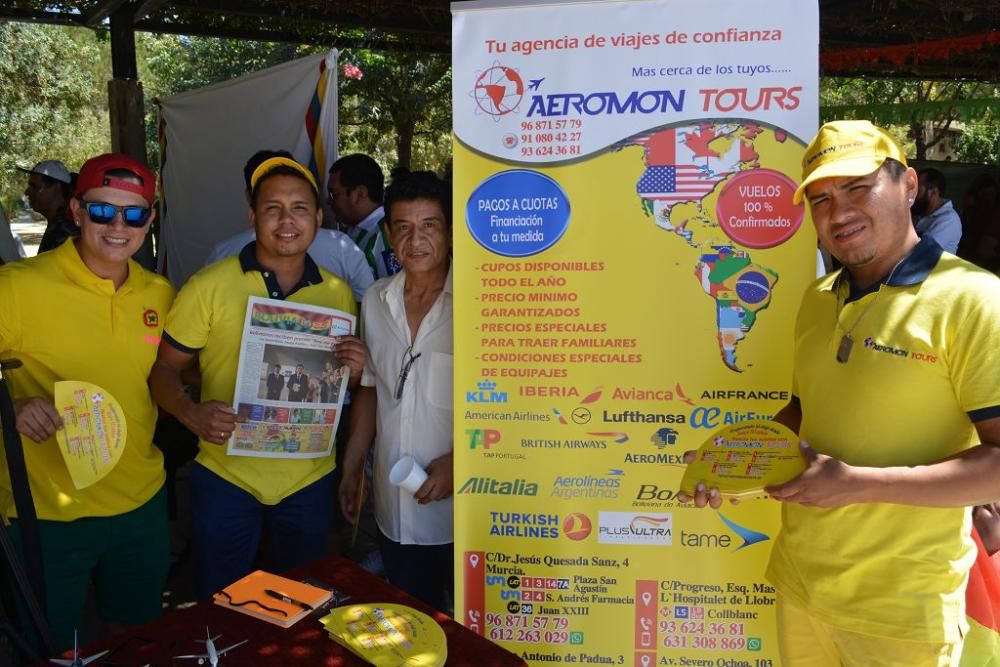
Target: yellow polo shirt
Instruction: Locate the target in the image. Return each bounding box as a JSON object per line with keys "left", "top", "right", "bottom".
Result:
{"left": 767, "top": 239, "right": 1000, "bottom": 642}
{"left": 0, "top": 241, "right": 174, "bottom": 522}
{"left": 163, "top": 243, "right": 355, "bottom": 505}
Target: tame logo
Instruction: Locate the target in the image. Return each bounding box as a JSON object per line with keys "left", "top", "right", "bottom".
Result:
{"left": 467, "top": 379, "right": 508, "bottom": 404}
{"left": 679, "top": 513, "right": 770, "bottom": 550}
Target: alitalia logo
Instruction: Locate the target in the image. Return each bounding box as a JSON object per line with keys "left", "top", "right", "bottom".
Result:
{"left": 458, "top": 477, "right": 539, "bottom": 496}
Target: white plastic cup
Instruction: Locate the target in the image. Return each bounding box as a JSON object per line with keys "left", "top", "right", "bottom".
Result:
{"left": 389, "top": 456, "right": 428, "bottom": 495}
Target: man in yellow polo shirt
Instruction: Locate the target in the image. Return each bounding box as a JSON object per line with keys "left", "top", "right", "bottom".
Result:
{"left": 149, "top": 157, "right": 364, "bottom": 599}
{"left": 0, "top": 153, "right": 174, "bottom": 651}
{"left": 684, "top": 121, "right": 1000, "bottom": 666}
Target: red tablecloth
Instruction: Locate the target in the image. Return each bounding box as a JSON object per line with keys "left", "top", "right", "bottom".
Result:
{"left": 38, "top": 555, "right": 525, "bottom": 666}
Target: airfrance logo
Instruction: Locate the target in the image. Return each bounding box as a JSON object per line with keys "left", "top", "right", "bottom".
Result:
{"left": 863, "top": 337, "right": 938, "bottom": 364}
{"left": 467, "top": 379, "right": 508, "bottom": 404}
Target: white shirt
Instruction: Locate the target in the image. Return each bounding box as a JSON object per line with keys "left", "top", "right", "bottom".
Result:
{"left": 361, "top": 267, "right": 453, "bottom": 545}
{"left": 203, "top": 228, "right": 373, "bottom": 301}
{"left": 344, "top": 206, "right": 400, "bottom": 280}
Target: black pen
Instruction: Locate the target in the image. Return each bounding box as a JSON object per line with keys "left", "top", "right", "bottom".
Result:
{"left": 264, "top": 588, "right": 313, "bottom": 611}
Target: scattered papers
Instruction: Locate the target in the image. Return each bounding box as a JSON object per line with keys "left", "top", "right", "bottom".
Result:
{"left": 321, "top": 603, "right": 446, "bottom": 667}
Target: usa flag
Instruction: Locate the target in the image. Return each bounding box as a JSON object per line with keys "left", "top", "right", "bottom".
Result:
{"left": 634, "top": 126, "right": 732, "bottom": 206}
{"left": 636, "top": 165, "right": 717, "bottom": 205}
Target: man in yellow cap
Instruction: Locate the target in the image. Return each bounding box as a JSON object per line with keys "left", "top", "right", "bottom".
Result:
{"left": 684, "top": 120, "right": 1000, "bottom": 666}
{"left": 149, "top": 157, "right": 366, "bottom": 598}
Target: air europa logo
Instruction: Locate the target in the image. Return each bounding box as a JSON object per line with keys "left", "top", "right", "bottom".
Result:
{"left": 863, "top": 337, "right": 938, "bottom": 363}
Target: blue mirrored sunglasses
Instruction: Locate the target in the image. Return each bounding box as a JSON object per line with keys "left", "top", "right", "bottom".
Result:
{"left": 83, "top": 201, "right": 151, "bottom": 227}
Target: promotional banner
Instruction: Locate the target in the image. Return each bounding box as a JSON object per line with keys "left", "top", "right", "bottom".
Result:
{"left": 452, "top": 0, "right": 818, "bottom": 664}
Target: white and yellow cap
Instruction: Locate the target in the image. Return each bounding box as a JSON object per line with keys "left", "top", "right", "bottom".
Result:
{"left": 793, "top": 120, "right": 907, "bottom": 204}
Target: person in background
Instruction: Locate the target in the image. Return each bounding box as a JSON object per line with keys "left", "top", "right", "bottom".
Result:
{"left": 19, "top": 159, "right": 76, "bottom": 253}
{"left": 327, "top": 153, "right": 400, "bottom": 280}
{"left": 912, "top": 167, "right": 962, "bottom": 254}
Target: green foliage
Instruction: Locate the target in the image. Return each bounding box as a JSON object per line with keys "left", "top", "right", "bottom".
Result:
{"left": 955, "top": 110, "right": 1000, "bottom": 165}
{"left": 820, "top": 77, "right": 1000, "bottom": 161}
{"left": 0, "top": 24, "right": 109, "bottom": 210}
{"left": 1, "top": 24, "right": 454, "bottom": 212}
{"left": 339, "top": 50, "right": 452, "bottom": 171}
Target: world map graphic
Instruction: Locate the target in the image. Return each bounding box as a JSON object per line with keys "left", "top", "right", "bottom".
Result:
{"left": 622, "top": 122, "right": 788, "bottom": 371}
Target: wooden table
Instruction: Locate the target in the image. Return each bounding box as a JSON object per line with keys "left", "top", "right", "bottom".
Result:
{"left": 37, "top": 555, "right": 525, "bottom": 666}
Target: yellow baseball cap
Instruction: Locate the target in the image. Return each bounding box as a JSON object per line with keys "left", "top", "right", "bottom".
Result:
{"left": 249, "top": 156, "right": 318, "bottom": 193}
{"left": 793, "top": 120, "right": 907, "bottom": 204}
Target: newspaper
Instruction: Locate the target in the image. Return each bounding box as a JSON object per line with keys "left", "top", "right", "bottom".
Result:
{"left": 228, "top": 296, "right": 355, "bottom": 459}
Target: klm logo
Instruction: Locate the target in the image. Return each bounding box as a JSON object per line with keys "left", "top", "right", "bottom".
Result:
{"left": 467, "top": 379, "right": 508, "bottom": 404}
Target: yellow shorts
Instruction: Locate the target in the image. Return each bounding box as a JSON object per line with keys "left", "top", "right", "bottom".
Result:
{"left": 777, "top": 594, "right": 964, "bottom": 667}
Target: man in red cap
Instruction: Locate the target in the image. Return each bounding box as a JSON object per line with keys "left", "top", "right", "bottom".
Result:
{"left": 0, "top": 153, "right": 174, "bottom": 651}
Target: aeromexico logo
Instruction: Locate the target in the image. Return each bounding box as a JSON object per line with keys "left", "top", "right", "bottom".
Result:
{"left": 862, "top": 337, "right": 938, "bottom": 364}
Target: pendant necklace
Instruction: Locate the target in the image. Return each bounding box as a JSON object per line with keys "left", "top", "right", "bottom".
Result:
{"left": 834, "top": 258, "right": 905, "bottom": 363}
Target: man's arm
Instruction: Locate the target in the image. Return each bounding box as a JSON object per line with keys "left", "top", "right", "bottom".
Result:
{"left": 338, "top": 385, "right": 376, "bottom": 523}
{"left": 768, "top": 416, "right": 1000, "bottom": 508}
{"left": 148, "top": 342, "right": 237, "bottom": 445}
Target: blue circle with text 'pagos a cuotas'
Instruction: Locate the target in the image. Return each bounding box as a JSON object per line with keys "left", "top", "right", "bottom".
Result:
{"left": 466, "top": 170, "right": 570, "bottom": 257}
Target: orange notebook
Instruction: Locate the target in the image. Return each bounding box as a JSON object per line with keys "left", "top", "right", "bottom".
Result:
{"left": 214, "top": 570, "right": 334, "bottom": 628}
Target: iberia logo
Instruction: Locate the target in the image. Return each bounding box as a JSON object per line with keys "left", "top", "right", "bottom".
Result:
{"left": 143, "top": 308, "right": 159, "bottom": 328}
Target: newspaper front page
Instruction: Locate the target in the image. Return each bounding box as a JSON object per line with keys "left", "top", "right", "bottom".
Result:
{"left": 228, "top": 296, "right": 355, "bottom": 459}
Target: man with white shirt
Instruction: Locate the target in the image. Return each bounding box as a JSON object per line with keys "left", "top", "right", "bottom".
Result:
{"left": 339, "top": 171, "right": 452, "bottom": 611}
{"left": 204, "top": 149, "right": 373, "bottom": 301}
{"left": 327, "top": 153, "right": 400, "bottom": 280}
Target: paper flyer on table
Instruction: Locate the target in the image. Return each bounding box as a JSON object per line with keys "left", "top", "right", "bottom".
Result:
{"left": 228, "top": 296, "right": 355, "bottom": 459}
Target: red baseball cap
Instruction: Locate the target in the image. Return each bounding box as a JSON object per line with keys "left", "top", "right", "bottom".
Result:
{"left": 75, "top": 153, "right": 157, "bottom": 205}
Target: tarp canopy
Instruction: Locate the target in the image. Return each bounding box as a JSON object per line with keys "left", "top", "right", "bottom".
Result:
{"left": 158, "top": 50, "right": 338, "bottom": 286}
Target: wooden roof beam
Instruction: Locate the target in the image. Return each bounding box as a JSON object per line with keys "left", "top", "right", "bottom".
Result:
{"left": 162, "top": 0, "right": 448, "bottom": 35}
{"left": 81, "top": 0, "right": 130, "bottom": 26}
